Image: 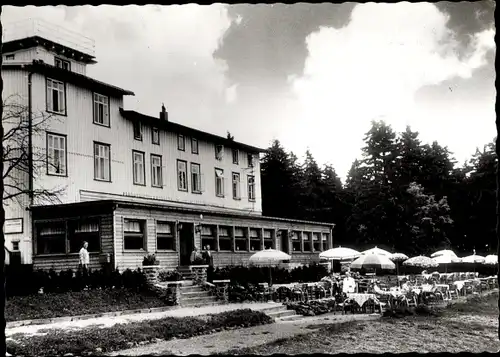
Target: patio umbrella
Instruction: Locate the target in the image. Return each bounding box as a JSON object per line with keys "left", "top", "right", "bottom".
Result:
{"left": 361, "top": 246, "right": 392, "bottom": 257}
{"left": 402, "top": 256, "right": 439, "bottom": 269}
{"left": 249, "top": 249, "right": 291, "bottom": 287}
{"left": 350, "top": 253, "right": 396, "bottom": 275}
{"left": 484, "top": 255, "right": 498, "bottom": 265}
{"left": 430, "top": 250, "right": 457, "bottom": 259}
{"left": 431, "top": 254, "right": 454, "bottom": 273}
{"left": 319, "top": 246, "right": 361, "bottom": 260}
{"left": 389, "top": 253, "right": 409, "bottom": 275}
{"left": 462, "top": 250, "right": 485, "bottom": 263}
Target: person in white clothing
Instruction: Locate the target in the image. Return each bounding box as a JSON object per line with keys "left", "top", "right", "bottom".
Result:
{"left": 79, "top": 241, "right": 90, "bottom": 288}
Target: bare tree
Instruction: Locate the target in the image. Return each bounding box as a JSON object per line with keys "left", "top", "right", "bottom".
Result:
{"left": 3, "top": 94, "right": 66, "bottom": 208}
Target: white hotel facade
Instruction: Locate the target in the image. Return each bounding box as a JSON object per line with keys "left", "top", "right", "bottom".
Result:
{"left": 2, "top": 19, "right": 334, "bottom": 271}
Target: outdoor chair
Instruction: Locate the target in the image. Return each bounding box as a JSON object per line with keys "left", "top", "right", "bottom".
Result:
{"left": 448, "top": 286, "right": 459, "bottom": 300}
{"left": 256, "top": 283, "right": 272, "bottom": 302}
{"left": 292, "top": 285, "right": 305, "bottom": 301}
{"left": 335, "top": 294, "right": 357, "bottom": 314}
{"left": 374, "top": 293, "right": 391, "bottom": 313}
{"left": 314, "top": 284, "right": 327, "bottom": 299}
{"left": 479, "top": 279, "right": 489, "bottom": 293}
{"left": 275, "top": 286, "right": 292, "bottom": 302}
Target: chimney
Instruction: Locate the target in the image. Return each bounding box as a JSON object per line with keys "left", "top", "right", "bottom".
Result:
{"left": 160, "top": 103, "right": 168, "bottom": 121}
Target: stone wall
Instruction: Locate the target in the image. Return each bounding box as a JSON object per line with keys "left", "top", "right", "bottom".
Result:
{"left": 142, "top": 265, "right": 164, "bottom": 285}
{"left": 190, "top": 265, "right": 208, "bottom": 285}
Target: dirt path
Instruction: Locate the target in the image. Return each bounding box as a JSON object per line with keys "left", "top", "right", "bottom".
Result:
{"left": 108, "top": 313, "right": 380, "bottom": 356}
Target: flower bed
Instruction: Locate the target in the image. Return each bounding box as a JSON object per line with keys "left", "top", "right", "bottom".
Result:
{"left": 284, "top": 299, "right": 337, "bottom": 316}
{"left": 6, "top": 309, "right": 274, "bottom": 356}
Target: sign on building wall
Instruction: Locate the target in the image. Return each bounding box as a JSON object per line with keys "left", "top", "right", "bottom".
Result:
{"left": 4, "top": 218, "right": 23, "bottom": 234}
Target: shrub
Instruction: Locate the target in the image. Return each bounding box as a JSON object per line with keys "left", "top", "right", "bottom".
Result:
{"left": 285, "top": 299, "right": 336, "bottom": 316}
{"left": 6, "top": 309, "right": 274, "bottom": 355}
{"left": 158, "top": 270, "right": 184, "bottom": 282}
{"left": 142, "top": 253, "right": 159, "bottom": 266}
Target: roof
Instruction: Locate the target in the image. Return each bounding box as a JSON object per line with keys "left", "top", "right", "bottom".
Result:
{"left": 30, "top": 200, "right": 335, "bottom": 227}
{"left": 120, "top": 109, "right": 266, "bottom": 153}
{"left": 2, "top": 36, "right": 97, "bottom": 64}
{"left": 3, "top": 59, "right": 134, "bottom": 97}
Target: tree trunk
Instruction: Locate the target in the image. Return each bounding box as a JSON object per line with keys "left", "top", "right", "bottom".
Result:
{"left": 1, "top": 35, "right": 7, "bottom": 354}
{"left": 496, "top": 117, "right": 500, "bottom": 341}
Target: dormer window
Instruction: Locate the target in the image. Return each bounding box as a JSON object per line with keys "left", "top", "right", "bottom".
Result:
{"left": 55, "top": 57, "right": 71, "bottom": 71}
{"left": 5, "top": 54, "right": 15, "bottom": 60}
{"left": 133, "top": 121, "right": 142, "bottom": 141}
{"left": 215, "top": 145, "right": 224, "bottom": 161}
{"left": 247, "top": 153, "right": 254, "bottom": 168}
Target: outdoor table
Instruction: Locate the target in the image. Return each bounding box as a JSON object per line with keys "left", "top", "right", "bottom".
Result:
{"left": 346, "top": 293, "right": 379, "bottom": 310}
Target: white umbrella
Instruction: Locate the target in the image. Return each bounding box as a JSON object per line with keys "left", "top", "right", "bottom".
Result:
{"left": 462, "top": 250, "right": 485, "bottom": 263}
{"left": 361, "top": 246, "right": 392, "bottom": 257}
{"left": 432, "top": 254, "right": 455, "bottom": 273}
{"left": 403, "top": 256, "right": 439, "bottom": 268}
{"left": 430, "top": 250, "right": 457, "bottom": 258}
{"left": 484, "top": 255, "right": 498, "bottom": 265}
{"left": 319, "top": 246, "right": 361, "bottom": 260}
{"left": 249, "top": 249, "right": 291, "bottom": 286}
{"left": 389, "top": 253, "right": 409, "bottom": 275}
{"left": 350, "top": 254, "right": 396, "bottom": 275}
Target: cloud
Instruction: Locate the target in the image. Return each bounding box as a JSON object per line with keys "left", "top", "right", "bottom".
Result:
{"left": 2, "top": 5, "right": 234, "bottom": 129}
{"left": 225, "top": 84, "right": 238, "bottom": 104}
{"left": 288, "top": 2, "right": 496, "bottom": 181}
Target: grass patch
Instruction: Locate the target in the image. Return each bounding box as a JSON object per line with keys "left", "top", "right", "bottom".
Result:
{"left": 6, "top": 288, "right": 169, "bottom": 322}
{"left": 7, "top": 309, "right": 273, "bottom": 356}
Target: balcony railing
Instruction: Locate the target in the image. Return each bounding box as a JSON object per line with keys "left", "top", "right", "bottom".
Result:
{"left": 2, "top": 18, "right": 95, "bottom": 57}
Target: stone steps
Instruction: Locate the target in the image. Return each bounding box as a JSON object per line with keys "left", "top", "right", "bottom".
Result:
{"left": 259, "top": 305, "right": 302, "bottom": 322}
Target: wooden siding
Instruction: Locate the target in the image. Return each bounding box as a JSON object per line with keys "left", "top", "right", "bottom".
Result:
{"left": 113, "top": 206, "right": 332, "bottom": 270}
{"left": 2, "top": 69, "right": 34, "bottom": 264}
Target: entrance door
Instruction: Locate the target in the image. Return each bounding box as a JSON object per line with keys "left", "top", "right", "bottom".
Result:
{"left": 280, "top": 230, "right": 290, "bottom": 254}
{"left": 179, "top": 223, "right": 194, "bottom": 266}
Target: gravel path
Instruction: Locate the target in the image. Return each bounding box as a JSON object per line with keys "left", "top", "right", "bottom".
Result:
{"left": 6, "top": 302, "right": 282, "bottom": 338}
{"left": 109, "top": 313, "right": 381, "bottom": 356}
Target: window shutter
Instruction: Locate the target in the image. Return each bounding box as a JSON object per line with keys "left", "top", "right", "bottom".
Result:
{"left": 46, "top": 81, "right": 53, "bottom": 110}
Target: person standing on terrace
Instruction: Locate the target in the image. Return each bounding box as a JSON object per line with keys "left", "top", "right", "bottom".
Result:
{"left": 79, "top": 241, "right": 90, "bottom": 289}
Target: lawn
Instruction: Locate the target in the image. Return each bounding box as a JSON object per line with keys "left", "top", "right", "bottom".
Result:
{"left": 226, "top": 292, "right": 500, "bottom": 354}
{"left": 6, "top": 309, "right": 273, "bottom": 356}
{"left": 6, "top": 288, "right": 169, "bottom": 322}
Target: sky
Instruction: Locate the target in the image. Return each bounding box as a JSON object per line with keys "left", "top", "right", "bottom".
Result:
{"left": 2, "top": 2, "right": 496, "bottom": 182}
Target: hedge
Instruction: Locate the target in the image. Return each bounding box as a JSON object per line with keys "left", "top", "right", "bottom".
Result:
{"left": 207, "top": 263, "right": 328, "bottom": 285}
{"left": 5, "top": 265, "right": 148, "bottom": 298}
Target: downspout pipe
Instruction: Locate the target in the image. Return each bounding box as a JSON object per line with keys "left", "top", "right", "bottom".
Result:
{"left": 28, "top": 70, "right": 33, "bottom": 206}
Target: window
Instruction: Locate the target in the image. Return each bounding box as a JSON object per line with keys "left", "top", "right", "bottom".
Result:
{"left": 93, "top": 93, "right": 109, "bottom": 126}
{"left": 191, "top": 163, "right": 202, "bottom": 193}
{"left": 177, "top": 160, "right": 188, "bottom": 191}
{"left": 94, "top": 142, "right": 111, "bottom": 181}
{"left": 247, "top": 175, "right": 255, "bottom": 201}
{"left": 5, "top": 54, "right": 15, "bottom": 60}
{"left": 322, "top": 233, "right": 329, "bottom": 251}
{"left": 178, "top": 134, "right": 185, "bottom": 151}
{"left": 303, "top": 232, "right": 312, "bottom": 252}
{"left": 191, "top": 138, "right": 198, "bottom": 154}
{"left": 247, "top": 153, "right": 254, "bottom": 167}
{"left": 12, "top": 241, "right": 19, "bottom": 251}
{"left": 232, "top": 173, "right": 240, "bottom": 200}
{"left": 218, "top": 226, "right": 231, "bottom": 251}
{"left": 157, "top": 221, "right": 175, "bottom": 250}
{"left": 133, "top": 151, "right": 146, "bottom": 185}
{"left": 201, "top": 225, "right": 216, "bottom": 251}
{"left": 36, "top": 222, "right": 66, "bottom": 254}
{"left": 133, "top": 121, "right": 142, "bottom": 140}
{"left": 215, "top": 168, "right": 224, "bottom": 197}
{"left": 46, "top": 132, "right": 67, "bottom": 176}
{"left": 292, "top": 231, "right": 301, "bottom": 252}
{"left": 123, "top": 219, "right": 145, "bottom": 250}
{"left": 152, "top": 127, "right": 160, "bottom": 145}
{"left": 235, "top": 227, "right": 247, "bottom": 251}
{"left": 250, "top": 229, "right": 261, "bottom": 251}
{"left": 69, "top": 219, "right": 100, "bottom": 253}
{"left": 151, "top": 154, "right": 163, "bottom": 188}
{"left": 215, "top": 145, "right": 224, "bottom": 161}
{"left": 46, "top": 78, "right": 66, "bottom": 114}
{"left": 55, "top": 57, "right": 71, "bottom": 71}
{"left": 313, "top": 233, "right": 321, "bottom": 251}
{"left": 232, "top": 149, "right": 239, "bottom": 164}
{"left": 264, "top": 229, "right": 274, "bottom": 250}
